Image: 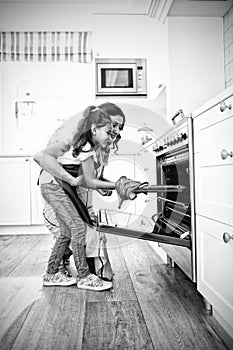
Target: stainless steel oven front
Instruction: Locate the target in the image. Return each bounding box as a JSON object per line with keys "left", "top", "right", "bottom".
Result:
{"left": 97, "top": 113, "right": 196, "bottom": 282}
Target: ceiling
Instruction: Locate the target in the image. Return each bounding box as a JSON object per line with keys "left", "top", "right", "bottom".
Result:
{"left": 0, "top": 0, "right": 232, "bottom": 18}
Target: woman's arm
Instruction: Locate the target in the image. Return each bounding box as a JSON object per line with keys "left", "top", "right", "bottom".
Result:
{"left": 81, "top": 156, "right": 115, "bottom": 190}
{"left": 33, "top": 141, "right": 82, "bottom": 186}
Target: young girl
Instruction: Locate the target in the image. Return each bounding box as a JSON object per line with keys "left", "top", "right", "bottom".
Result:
{"left": 34, "top": 106, "right": 118, "bottom": 291}
{"left": 42, "top": 103, "right": 126, "bottom": 278}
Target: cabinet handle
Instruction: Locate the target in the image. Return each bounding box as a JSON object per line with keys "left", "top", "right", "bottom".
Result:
{"left": 223, "top": 232, "right": 233, "bottom": 243}
{"left": 25, "top": 158, "right": 29, "bottom": 161}
{"left": 221, "top": 149, "right": 233, "bottom": 160}
{"left": 219, "top": 101, "right": 232, "bottom": 112}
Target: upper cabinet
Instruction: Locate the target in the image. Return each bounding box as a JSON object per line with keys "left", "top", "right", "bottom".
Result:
{"left": 93, "top": 14, "right": 147, "bottom": 58}
{"left": 166, "top": 17, "right": 225, "bottom": 117}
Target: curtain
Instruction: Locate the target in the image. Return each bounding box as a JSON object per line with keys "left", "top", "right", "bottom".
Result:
{"left": 0, "top": 31, "right": 92, "bottom": 63}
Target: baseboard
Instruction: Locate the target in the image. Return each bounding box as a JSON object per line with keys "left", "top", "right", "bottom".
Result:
{"left": 213, "top": 308, "right": 233, "bottom": 340}
{"left": 0, "top": 225, "right": 49, "bottom": 235}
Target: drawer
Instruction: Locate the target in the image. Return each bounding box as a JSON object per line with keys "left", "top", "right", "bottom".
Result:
{"left": 196, "top": 215, "right": 233, "bottom": 328}
{"left": 194, "top": 153, "right": 233, "bottom": 227}
{"left": 193, "top": 94, "right": 233, "bottom": 154}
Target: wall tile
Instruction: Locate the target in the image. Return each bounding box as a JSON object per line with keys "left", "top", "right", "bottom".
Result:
{"left": 223, "top": 13, "right": 229, "bottom": 32}
{"left": 224, "top": 6, "right": 233, "bottom": 87}
{"left": 229, "top": 6, "right": 233, "bottom": 26}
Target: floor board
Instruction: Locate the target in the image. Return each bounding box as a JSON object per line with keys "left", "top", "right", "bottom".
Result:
{"left": 0, "top": 234, "right": 232, "bottom": 350}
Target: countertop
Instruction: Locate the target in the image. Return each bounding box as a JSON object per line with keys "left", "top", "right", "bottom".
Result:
{"left": 0, "top": 152, "right": 33, "bottom": 158}
{"left": 192, "top": 84, "right": 233, "bottom": 119}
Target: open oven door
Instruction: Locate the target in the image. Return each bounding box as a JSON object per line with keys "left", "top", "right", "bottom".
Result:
{"left": 96, "top": 185, "right": 191, "bottom": 249}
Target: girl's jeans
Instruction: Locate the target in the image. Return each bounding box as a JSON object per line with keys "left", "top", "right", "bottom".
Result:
{"left": 41, "top": 182, "right": 90, "bottom": 278}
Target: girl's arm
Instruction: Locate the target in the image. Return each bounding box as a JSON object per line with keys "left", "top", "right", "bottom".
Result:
{"left": 81, "top": 156, "right": 115, "bottom": 190}
{"left": 33, "top": 141, "right": 82, "bottom": 186}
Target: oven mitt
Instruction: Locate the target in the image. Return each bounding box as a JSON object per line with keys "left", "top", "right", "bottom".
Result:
{"left": 115, "top": 176, "right": 142, "bottom": 209}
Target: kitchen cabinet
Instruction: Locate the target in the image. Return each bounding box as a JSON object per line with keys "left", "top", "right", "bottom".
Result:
{"left": 0, "top": 156, "right": 44, "bottom": 226}
{"left": 93, "top": 14, "right": 146, "bottom": 58}
{"left": 193, "top": 86, "right": 233, "bottom": 337}
{"left": 196, "top": 215, "right": 233, "bottom": 333}
{"left": 0, "top": 157, "right": 31, "bottom": 225}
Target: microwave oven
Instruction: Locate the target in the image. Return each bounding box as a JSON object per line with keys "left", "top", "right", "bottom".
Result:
{"left": 95, "top": 58, "right": 147, "bottom": 97}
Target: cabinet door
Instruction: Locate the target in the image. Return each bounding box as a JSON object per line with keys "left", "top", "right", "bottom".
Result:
{"left": 30, "top": 160, "right": 44, "bottom": 224}
{"left": 0, "top": 157, "right": 31, "bottom": 225}
{"left": 93, "top": 14, "right": 146, "bottom": 57}
{"left": 196, "top": 214, "right": 233, "bottom": 330}
{"left": 194, "top": 115, "right": 233, "bottom": 227}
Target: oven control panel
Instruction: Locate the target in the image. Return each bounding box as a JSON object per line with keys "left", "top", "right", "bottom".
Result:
{"left": 152, "top": 119, "right": 189, "bottom": 156}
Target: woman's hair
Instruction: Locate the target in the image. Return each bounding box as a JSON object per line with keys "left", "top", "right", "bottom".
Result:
{"left": 97, "top": 102, "right": 126, "bottom": 153}
{"left": 72, "top": 106, "right": 112, "bottom": 157}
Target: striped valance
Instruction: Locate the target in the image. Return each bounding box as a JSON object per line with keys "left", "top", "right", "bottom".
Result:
{"left": 0, "top": 31, "right": 92, "bottom": 63}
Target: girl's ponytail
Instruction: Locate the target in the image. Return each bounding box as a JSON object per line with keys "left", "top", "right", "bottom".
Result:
{"left": 72, "top": 105, "right": 112, "bottom": 157}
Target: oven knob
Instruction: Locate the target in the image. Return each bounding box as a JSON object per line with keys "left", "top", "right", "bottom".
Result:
{"left": 173, "top": 138, "right": 177, "bottom": 144}
{"left": 181, "top": 133, "right": 187, "bottom": 140}
{"left": 170, "top": 140, "right": 174, "bottom": 146}
{"left": 159, "top": 146, "right": 164, "bottom": 151}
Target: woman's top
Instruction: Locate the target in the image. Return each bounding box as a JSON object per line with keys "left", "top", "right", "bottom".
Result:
{"left": 39, "top": 111, "right": 111, "bottom": 186}
{"left": 39, "top": 142, "right": 107, "bottom": 186}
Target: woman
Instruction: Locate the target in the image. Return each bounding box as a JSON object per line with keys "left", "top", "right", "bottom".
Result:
{"left": 42, "top": 103, "right": 125, "bottom": 278}
{"left": 34, "top": 105, "right": 136, "bottom": 292}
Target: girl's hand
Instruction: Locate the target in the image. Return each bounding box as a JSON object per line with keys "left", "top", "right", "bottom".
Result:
{"left": 97, "top": 189, "right": 113, "bottom": 196}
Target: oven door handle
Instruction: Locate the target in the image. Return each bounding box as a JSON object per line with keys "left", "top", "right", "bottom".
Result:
{"left": 133, "top": 185, "right": 185, "bottom": 194}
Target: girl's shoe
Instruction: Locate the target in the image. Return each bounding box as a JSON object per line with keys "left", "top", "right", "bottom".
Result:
{"left": 77, "top": 273, "right": 112, "bottom": 291}
{"left": 43, "top": 271, "right": 76, "bottom": 286}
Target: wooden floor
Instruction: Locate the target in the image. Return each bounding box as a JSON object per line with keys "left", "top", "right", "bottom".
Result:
{"left": 0, "top": 234, "right": 232, "bottom": 350}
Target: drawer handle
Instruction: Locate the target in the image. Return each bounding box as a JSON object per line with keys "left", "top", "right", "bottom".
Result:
{"left": 219, "top": 101, "right": 232, "bottom": 112}
{"left": 223, "top": 232, "right": 233, "bottom": 243}
{"left": 221, "top": 149, "right": 233, "bottom": 160}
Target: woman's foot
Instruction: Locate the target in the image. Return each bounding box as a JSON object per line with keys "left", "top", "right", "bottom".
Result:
{"left": 43, "top": 271, "right": 76, "bottom": 286}
{"left": 77, "top": 273, "right": 112, "bottom": 291}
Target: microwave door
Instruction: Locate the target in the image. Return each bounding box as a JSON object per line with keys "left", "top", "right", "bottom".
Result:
{"left": 97, "top": 209, "right": 191, "bottom": 249}
{"left": 97, "top": 63, "right": 137, "bottom": 94}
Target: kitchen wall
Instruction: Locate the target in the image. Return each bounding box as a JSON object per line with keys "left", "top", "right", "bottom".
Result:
{"left": 0, "top": 3, "right": 170, "bottom": 154}
{"left": 223, "top": 5, "right": 233, "bottom": 88}
{"left": 0, "top": 3, "right": 228, "bottom": 154}
{"left": 0, "top": 3, "right": 95, "bottom": 153}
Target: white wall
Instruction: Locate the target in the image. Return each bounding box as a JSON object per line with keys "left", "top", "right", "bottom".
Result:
{"left": 0, "top": 4, "right": 94, "bottom": 31}
{"left": 0, "top": 3, "right": 96, "bottom": 153}
{"left": 0, "top": 3, "right": 170, "bottom": 153}
{"left": 167, "top": 17, "right": 225, "bottom": 117}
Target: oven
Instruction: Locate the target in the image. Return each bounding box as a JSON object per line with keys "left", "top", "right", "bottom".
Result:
{"left": 97, "top": 112, "right": 196, "bottom": 282}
